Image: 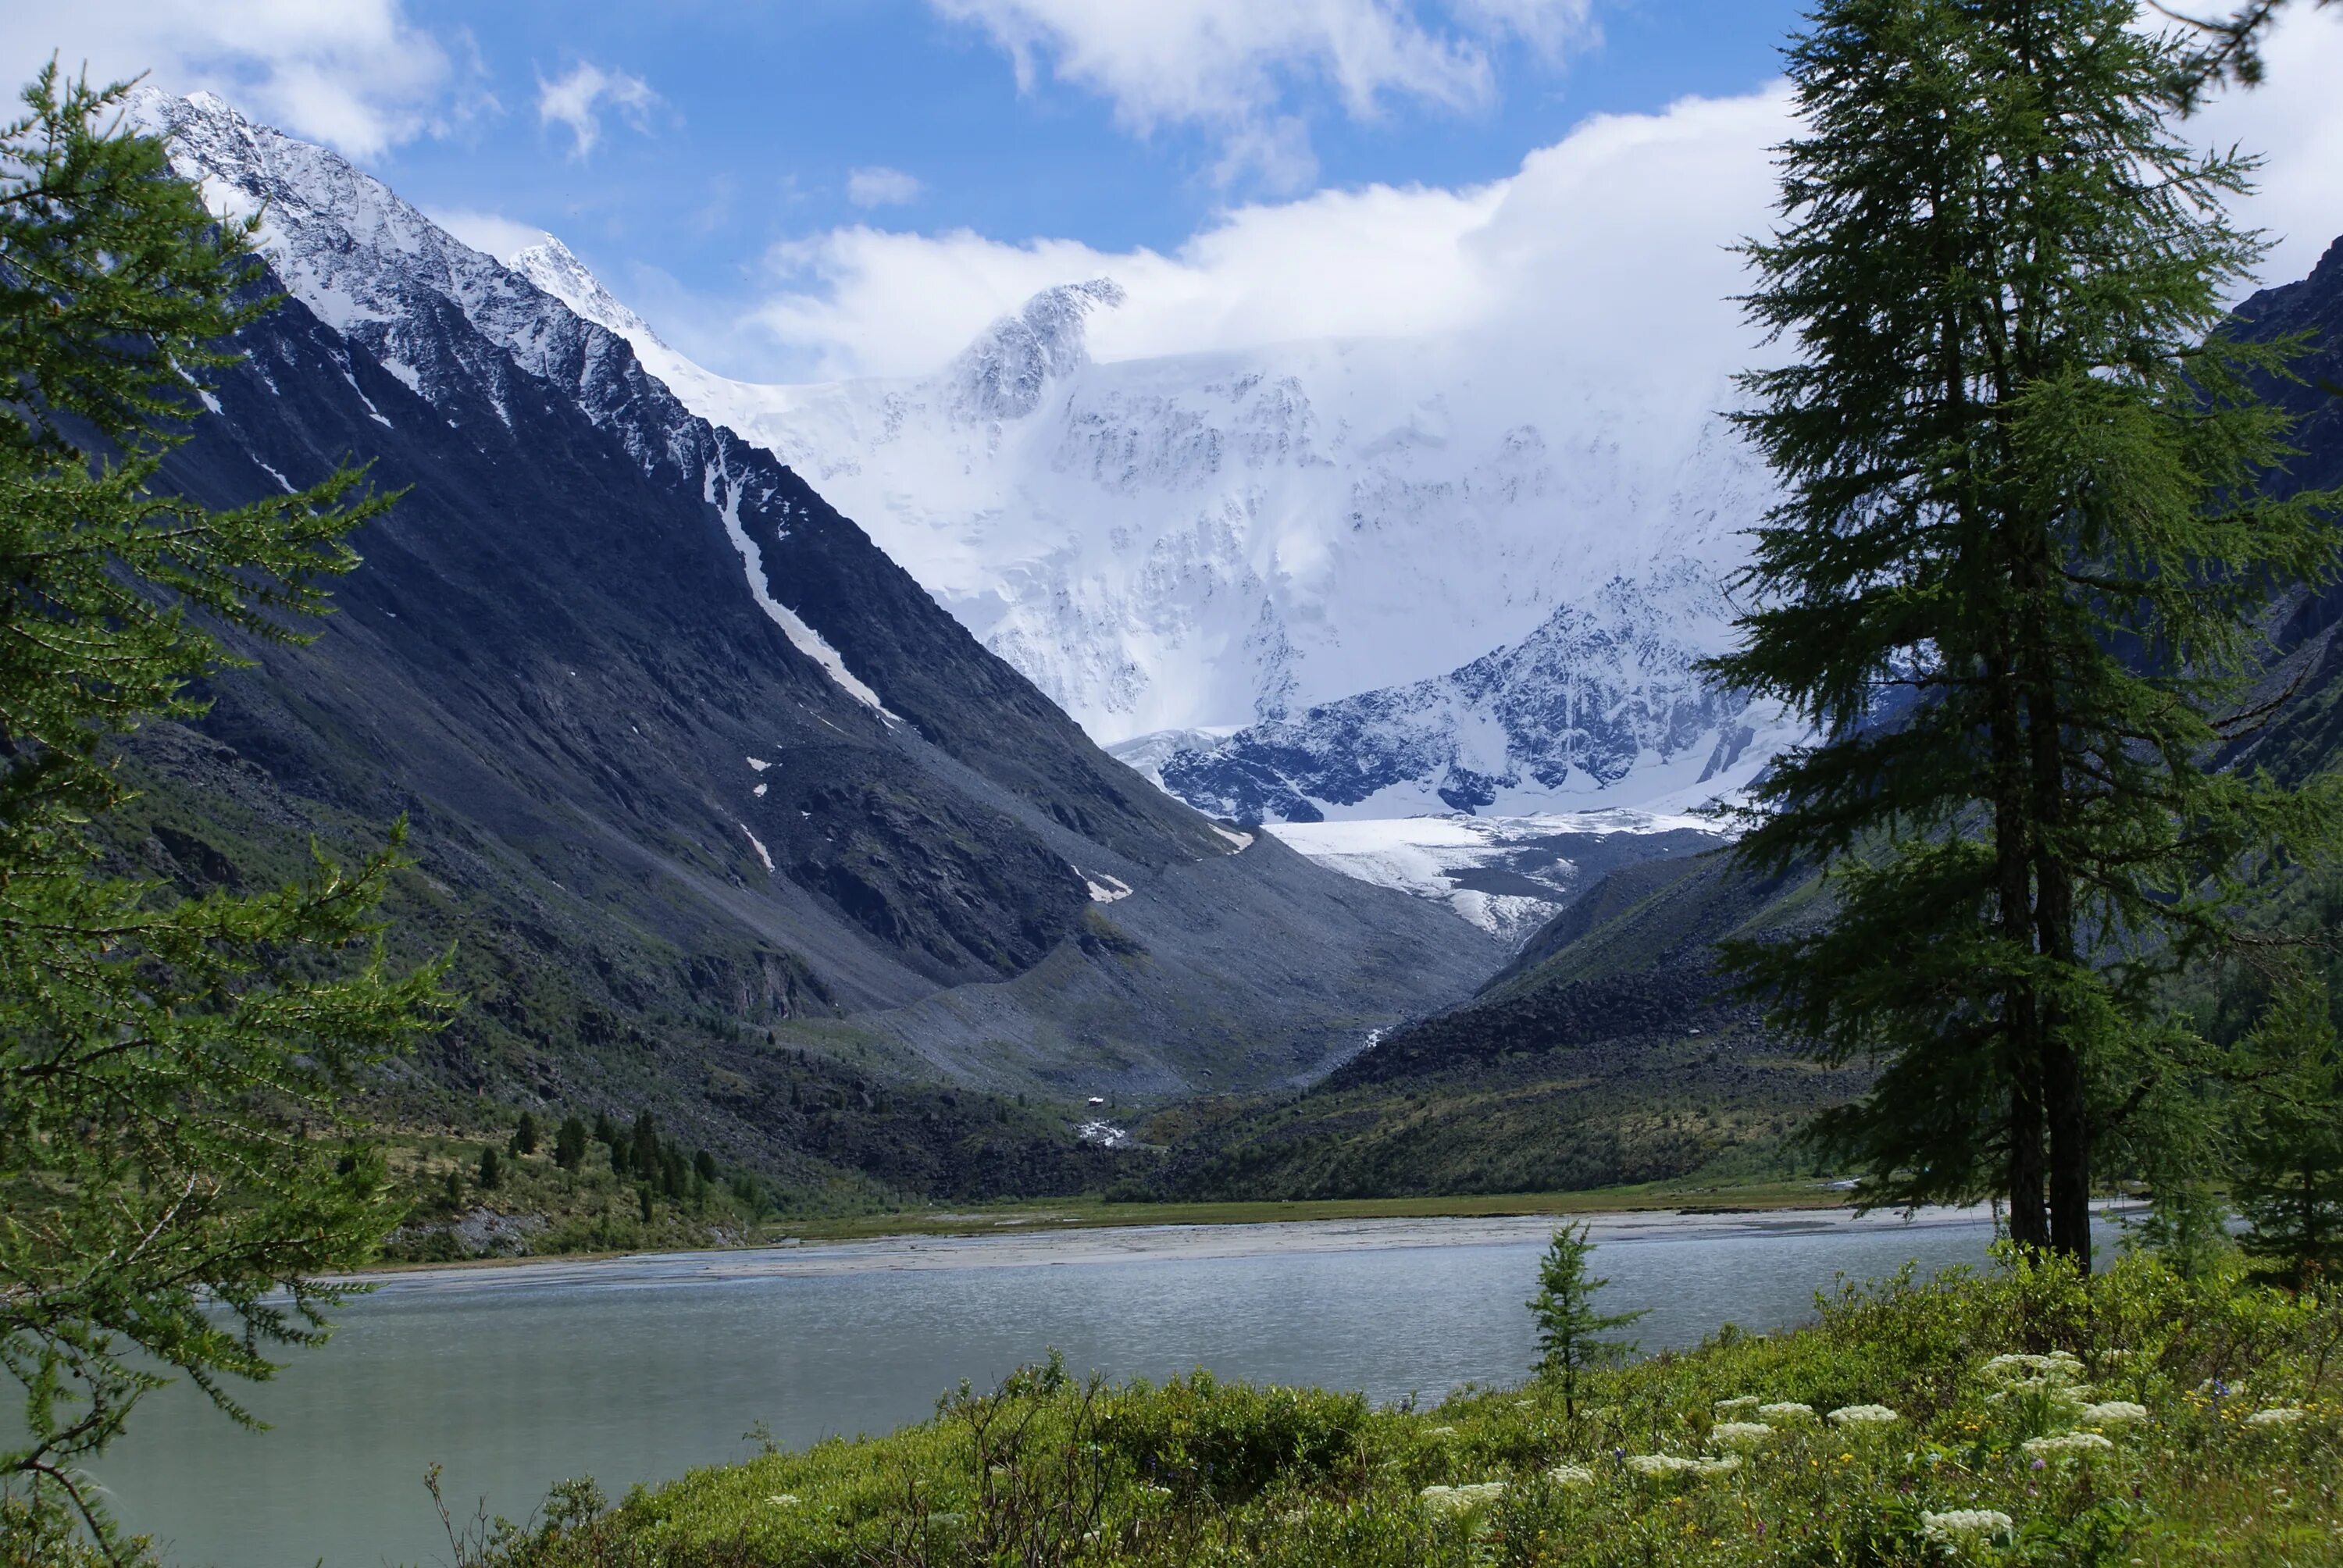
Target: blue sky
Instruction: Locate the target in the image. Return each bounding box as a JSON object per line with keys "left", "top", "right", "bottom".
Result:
{"left": 379, "top": 0, "right": 1805, "bottom": 287}
{"left": 7, "top": 2, "right": 2340, "bottom": 383}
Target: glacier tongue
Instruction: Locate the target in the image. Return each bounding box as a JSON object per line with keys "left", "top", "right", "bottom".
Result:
{"left": 1264, "top": 811, "right": 1730, "bottom": 947}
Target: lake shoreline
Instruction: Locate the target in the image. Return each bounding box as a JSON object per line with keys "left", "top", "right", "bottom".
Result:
{"left": 348, "top": 1182, "right": 1868, "bottom": 1281}
{"left": 327, "top": 1199, "right": 2088, "bottom": 1300}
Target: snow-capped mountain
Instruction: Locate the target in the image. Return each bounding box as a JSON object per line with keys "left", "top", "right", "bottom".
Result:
{"left": 512, "top": 253, "right": 1781, "bottom": 823}
{"left": 122, "top": 87, "right": 1500, "bottom": 1099}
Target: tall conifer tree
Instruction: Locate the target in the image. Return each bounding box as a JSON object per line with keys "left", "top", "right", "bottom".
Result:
{"left": 0, "top": 67, "right": 450, "bottom": 1546}
{"left": 1712, "top": 0, "right": 2342, "bottom": 1264}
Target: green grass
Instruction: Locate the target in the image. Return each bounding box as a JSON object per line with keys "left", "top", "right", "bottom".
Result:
{"left": 420, "top": 1248, "right": 2343, "bottom": 1566}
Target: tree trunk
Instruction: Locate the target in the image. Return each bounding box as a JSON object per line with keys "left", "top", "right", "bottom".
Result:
{"left": 2006, "top": 1043, "right": 2050, "bottom": 1251}
{"left": 2042, "top": 1026, "right": 2092, "bottom": 1267}
{"left": 1988, "top": 646, "right": 2049, "bottom": 1252}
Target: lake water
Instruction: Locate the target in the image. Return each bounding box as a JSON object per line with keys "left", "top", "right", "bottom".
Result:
{"left": 88, "top": 1204, "right": 2117, "bottom": 1567}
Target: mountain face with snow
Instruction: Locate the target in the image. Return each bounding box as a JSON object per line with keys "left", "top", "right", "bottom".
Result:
{"left": 522, "top": 255, "right": 1780, "bottom": 824}
{"left": 119, "top": 91, "right": 1498, "bottom": 1136}
{"left": 1122, "top": 569, "right": 1785, "bottom": 825}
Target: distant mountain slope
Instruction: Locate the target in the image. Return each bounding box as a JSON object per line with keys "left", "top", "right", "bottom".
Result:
{"left": 2224, "top": 233, "right": 2343, "bottom": 785}
{"left": 112, "top": 92, "right": 1498, "bottom": 1192}
{"left": 1149, "top": 852, "right": 1847, "bottom": 1199}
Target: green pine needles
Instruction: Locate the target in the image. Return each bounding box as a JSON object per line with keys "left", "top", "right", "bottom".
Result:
{"left": 1527, "top": 1223, "right": 1646, "bottom": 1422}
{"left": 1710, "top": 0, "right": 2343, "bottom": 1267}
{"left": 0, "top": 65, "right": 451, "bottom": 1550}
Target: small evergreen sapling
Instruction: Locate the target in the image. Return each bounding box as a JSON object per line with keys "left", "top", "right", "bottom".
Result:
{"left": 477, "top": 1146, "right": 502, "bottom": 1192}
{"left": 555, "top": 1115, "right": 589, "bottom": 1172}
{"left": 511, "top": 1111, "right": 539, "bottom": 1158}
{"left": 1527, "top": 1224, "right": 1646, "bottom": 1420}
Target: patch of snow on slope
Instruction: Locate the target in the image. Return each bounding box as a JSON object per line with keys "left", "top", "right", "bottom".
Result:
{"left": 705, "top": 461, "right": 894, "bottom": 717}
{"left": 1079, "top": 870, "right": 1133, "bottom": 903}
{"left": 740, "top": 825, "right": 774, "bottom": 872}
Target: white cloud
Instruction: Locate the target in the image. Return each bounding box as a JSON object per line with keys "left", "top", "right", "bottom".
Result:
{"left": 2, "top": 0, "right": 465, "bottom": 157}
{"left": 536, "top": 60, "right": 658, "bottom": 159}
{"left": 846, "top": 166, "right": 924, "bottom": 208}
{"left": 929, "top": 0, "right": 1595, "bottom": 190}
{"left": 430, "top": 207, "right": 552, "bottom": 262}
{"left": 710, "top": 11, "right": 2343, "bottom": 389}
{"left": 733, "top": 83, "right": 1777, "bottom": 386}
{"left": 2187, "top": 5, "right": 2343, "bottom": 290}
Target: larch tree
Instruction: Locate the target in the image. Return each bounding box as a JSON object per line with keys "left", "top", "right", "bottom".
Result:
{"left": 2156, "top": 0, "right": 2341, "bottom": 99}
{"left": 1710, "top": 0, "right": 2343, "bottom": 1267}
{"left": 1526, "top": 1223, "right": 1645, "bottom": 1423}
{"left": 2234, "top": 975, "right": 2343, "bottom": 1292}
{"left": 0, "top": 66, "right": 450, "bottom": 1550}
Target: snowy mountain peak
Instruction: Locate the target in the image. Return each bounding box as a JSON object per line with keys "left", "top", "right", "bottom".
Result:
{"left": 130, "top": 88, "right": 715, "bottom": 481}
{"left": 511, "top": 237, "right": 654, "bottom": 344}
{"left": 131, "top": 86, "right": 497, "bottom": 337}
{"left": 950, "top": 278, "right": 1125, "bottom": 422}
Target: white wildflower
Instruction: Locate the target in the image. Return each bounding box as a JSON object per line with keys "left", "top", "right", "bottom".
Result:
{"left": 1714, "top": 1395, "right": 1763, "bottom": 1414}
{"left": 1710, "top": 1421, "right": 1774, "bottom": 1448}
{"left": 1546, "top": 1463, "right": 1595, "bottom": 1487}
{"left": 1983, "top": 1352, "right": 2082, "bottom": 1383}
{"left": 2245, "top": 1407, "right": 2306, "bottom": 1427}
{"left": 1625, "top": 1453, "right": 1738, "bottom": 1480}
{"left": 1922, "top": 1509, "right": 2015, "bottom": 1545}
{"left": 2023, "top": 1432, "right": 2114, "bottom": 1457}
{"left": 765, "top": 1494, "right": 801, "bottom": 1506}
{"left": 1759, "top": 1402, "right": 1817, "bottom": 1422}
{"left": 1425, "top": 1425, "right": 1460, "bottom": 1438}
{"left": 2077, "top": 1401, "right": 2148, "bottom": 1426}
{"left": 1419, "top": 1481, "right": 1507, "bottom": 1515}
{"left": 1828, "top": 1404, "right": 1900, "bottom": 1426}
